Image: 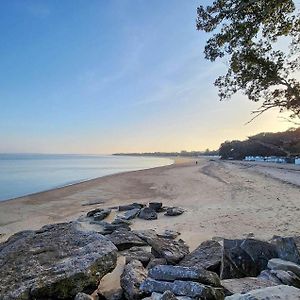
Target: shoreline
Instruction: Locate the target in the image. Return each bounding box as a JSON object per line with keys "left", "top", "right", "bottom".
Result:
{"left": 1, "top": 157, "right": 299, "bottom": 249}
{"left": 0, "top": 155, "right": 177, "bottom": 204}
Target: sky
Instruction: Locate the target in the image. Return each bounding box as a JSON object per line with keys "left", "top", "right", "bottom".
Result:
{"left": 0, "top": 0, "right": 293, "bottom": 154}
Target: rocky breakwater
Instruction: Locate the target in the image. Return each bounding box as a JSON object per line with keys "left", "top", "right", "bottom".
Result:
{"left": 2, "top": 200, "right": 300, "bottom": 300}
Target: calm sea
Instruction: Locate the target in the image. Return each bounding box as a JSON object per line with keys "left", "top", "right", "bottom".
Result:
{"left": 0, "top": 154, "right": 173, "bottom": 201}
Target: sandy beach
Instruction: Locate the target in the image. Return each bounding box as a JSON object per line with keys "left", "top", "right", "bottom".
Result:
{"left": 0, "top": 157, "right": 300, "bottom": 249}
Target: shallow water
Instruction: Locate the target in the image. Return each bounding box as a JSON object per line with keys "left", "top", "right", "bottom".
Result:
{"left": 0, "top": 154, "right": 172, "bottom": 201}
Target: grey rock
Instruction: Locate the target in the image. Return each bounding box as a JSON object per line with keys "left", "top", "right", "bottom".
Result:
{"left": 221, "top": 277, "right": 277, "bottom": 296}
{"left": 87, "top": 208, "right": 103, "bottom": 217}
{"left": 138, "top": 207, "right": 158, "bottom": 220}
{"left": 107, "top": 228, "right": 147, "bottom": 251}
{"left": 160, "top": 291, "right": 178, "bottom": 300}
{"left": 268, "top": 258, "right": 300, "bottom": 277}
{"left": 121, "top": 259, "right": 148, "bottom": 300}
{"left": 270, "top": 236, "right": 300, "bottom": 264}
{"left": 121, "top": 208, "right": 141, "bottom": 220}
{"left": 111, "top": 218, "right": 132, "bottom": 226}
{"left": 258, "top": 270, "right": 283, "bottom": 284}
{"left": 164, "top": 207, "right": 184, "bottom": 216}
{"left": 179, "top": 240, "right": 222, "bottom": 274}
{"left": 157, "top": 230, "right": 180, "bottom": 240}
{"left": 93, "top": 208, "right": 111, "bottom": 221}
{"left": 148, "top": 265, "right": 221, "bottom": 287}
{"left": 149, "top": 238, "right": 189, "bottom": 264}
{"left": 119, "top": 203, "right": 145, "bottom": 211}
{"left": 0, "top": 222, "right": 117, "bottom": 300}
{"left": 140, "top": 279, "right": 224, "bottom": 299}
{"left": 122, "top": 246, "right": 154, "bottom": 266}
{"left": 149, "top": 202, "right": 163, "bottom": 212}
{"left": 147, "top": 258, "right": 168, "bottom": 270}
{"left": 225, "top": 285, "right": 300, "bottom": 299}
{"left": 272, "top": 269, "right": 300, "bottom": 288}
{"left": 90, "top": 221, "right": 131, "bottom": 235}
{"left": 74, "top": 293, "right": 94, "bottom": 300}
{"left": 134, "top": 229, "right": 158, "bottom": 243}
{"left": 220, "top": 239, "right": 277, "bottom": 279}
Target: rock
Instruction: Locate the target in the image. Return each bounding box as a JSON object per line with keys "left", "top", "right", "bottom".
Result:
{"left": 122, "top": 246, "right": 154, "bottom": 266}
{"left": 134, "top": 229, "right": 158, "bottom": 243}
{"left": 147, "top": 258, "right": 168, "bottom": 270}
{"left": 93, "top": 209, "right": 111, "bottom": 221}
{"left": 179, "top": 240, "right": 222, "bottom": 274}
{"left": 120, "top": 259, "right": 148, "bottom": 300}
{"left": 220, "top": 239, "right": 277, "bottom": 279}
{"left": 258, "top": 270, "right": 283, "bottom": 284}
{"left": 221, "top": 277, "right": 278, "bottom": 296}
{"left": 90, "top": 221, "right": 131, "bottom": 235}
{"left": 268, "top": 258, "right": 300, "bottom": 277}
{"left": 138, "top": 207, "right": 158, "bottom": 220}
{"left": 140, "top": 279, "right": 224, "bottom": 299}
{"left": 160, "top": 291, "right": 178, "bottom": 300}
{"left": 121, "top": 208, "right": 141, "bottom": 220}
{"left": 0, "top": 222, "right": 117, "bottom": 300}
{"left": 149, "top": 202, "right": 163, "bottom": 212}
{"left": 119, "top": 203, "right": 144, "bottom": 211}
{"left": 270, "top": 236, "right": 300, "bottom": 264}
{"left": 149, "top": 237, "right": 189, "bottom": 264}
{"left": 107, "top": 228, "right": 147, "bottom": 251}
{"left": 164, "top": 207, "right": 184, "bottom": 216}
{"left": 148, "top": 265, "right": 221, "bottom": 287}
{"left": 272, "top": 269, "right": 300, "bottom": 288}
{"left": 87, "top": 208, "right": 103, "bottom": 217}
{"left": 225, "top": 285, "right": 300, "bottom": 299}
{"left": 111, "top": 218, "right": 132, "bottom": 226}
{"left": 74, "top": 293, "right": 94, "bottom": 300}
{"left": 157, "top": 230, "right": 180, "bottom": 240}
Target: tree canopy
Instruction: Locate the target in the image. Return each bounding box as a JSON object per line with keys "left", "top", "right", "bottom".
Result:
{"left": 197, "top": 0, "right": 300, "bottom": 120}
{"left": 219, "top": 127, "right": 300, "bottom": 159}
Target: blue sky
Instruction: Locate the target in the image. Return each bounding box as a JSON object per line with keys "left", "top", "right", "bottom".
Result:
{"left": 0, "top": 0, "right": 291, "bottom": 154}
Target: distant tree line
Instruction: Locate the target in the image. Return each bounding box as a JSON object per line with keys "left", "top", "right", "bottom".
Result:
{"left": 113, "top": 149, "right": 218, "bottom": 158}
{"left": 219, "top": 127, "right": 300, "bottom": 160}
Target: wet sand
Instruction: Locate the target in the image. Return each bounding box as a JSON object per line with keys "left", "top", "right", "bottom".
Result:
{"left": 0, "top": 157, "right": 300, "bottom": 249}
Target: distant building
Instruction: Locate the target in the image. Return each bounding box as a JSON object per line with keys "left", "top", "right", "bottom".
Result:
{"left": 244, "top": 156, "right": 287, "bottom": 163}
{"left": 296, "top": 158, "right": 300, "bottom": 165}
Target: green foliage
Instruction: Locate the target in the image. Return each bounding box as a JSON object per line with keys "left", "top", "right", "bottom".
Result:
{"left": 219, "top": 127, "right": 300, "bottom": 159}
{"left": 197, "top": 0, "right": 300, "bottom": 119}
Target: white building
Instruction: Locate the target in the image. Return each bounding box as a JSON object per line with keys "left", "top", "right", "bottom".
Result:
{"left": 296, "top": 158, "right": 300, "bottom": 165}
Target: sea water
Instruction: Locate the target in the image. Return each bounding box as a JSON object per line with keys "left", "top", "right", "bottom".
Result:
{"left": 0, "top": 154, "right": 173, "bottom": 201}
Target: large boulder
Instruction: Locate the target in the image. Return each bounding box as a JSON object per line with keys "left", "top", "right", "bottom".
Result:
{"left": 107, "top": 228, "right": 147, "bottom": 251}
{"left": 0, "top": 222, "right": 117, "bottom": 300}
{"left": 149, "top": 238, "right": 189, "bottom": 264}
{"left": 220, "top": 239, "right": 277, "bottom": 279}
{"left": 270, "top": 236, "right": 300, "bottom": 264}
{"left": 225, "top": 285, "right": 300, "bottom": 299}
{"left": 221, "top": 277, "right": 277, "bottom": 296}
{"left": 268, "top": 258, "right": 300, "bottom": 277}
{"left": 140, "top": 279, "right": 224, "bottom": 299}
{"left": 120, "top": 259, "right": 148, "bottom": 300}
{"left": 148, "top": 265, "right": 221, "bottom": 287}
{"left": 179, "top": 240, "right": 222, "bottom": 273}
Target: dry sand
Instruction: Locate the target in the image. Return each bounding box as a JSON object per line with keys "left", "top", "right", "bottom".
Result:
{"left": 0, "top": 157, "right": 300, "bottom": 250}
